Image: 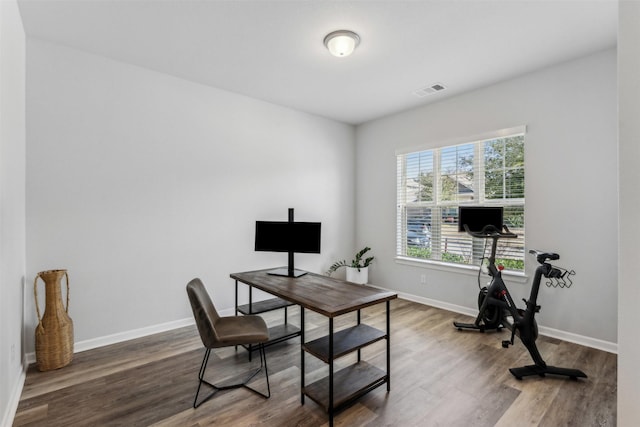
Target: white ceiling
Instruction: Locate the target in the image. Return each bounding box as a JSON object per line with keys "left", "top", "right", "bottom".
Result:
{"left": 17, "top": 0, "right": 617, "bottom": 125}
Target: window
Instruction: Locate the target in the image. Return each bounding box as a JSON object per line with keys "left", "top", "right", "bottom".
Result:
{"left": 396, "top": 127, "right": 525, "bottom": 271}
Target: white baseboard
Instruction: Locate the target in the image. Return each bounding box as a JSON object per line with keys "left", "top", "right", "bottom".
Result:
{"left": 536, "top": 324, "right": 618, "bottom": 354}
{"left": 2, "top": 363, "right": 26, "bottom": 427}
{"left": 394, "top": 289, "right": 618, "bottom": 354}
{"left": 74, "top": 317, "right": 196, "bottom": 353}
{"left": 24, "top": 308, "right": 237, "bottom": 365}
{"left": 25, "top": 317, "right": 193, "bottom": 365}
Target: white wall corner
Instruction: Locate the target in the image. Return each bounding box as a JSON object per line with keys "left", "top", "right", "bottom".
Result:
{"left": 1, "top": 365, "right": 26, "bottom": 427}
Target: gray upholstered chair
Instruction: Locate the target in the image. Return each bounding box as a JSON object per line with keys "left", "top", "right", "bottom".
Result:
{"left": 186, "top": 278, "right": 271, "bottom": 408}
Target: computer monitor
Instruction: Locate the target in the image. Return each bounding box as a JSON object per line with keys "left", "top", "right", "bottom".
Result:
{"left": 255, "top": 221, "right": 321, "bottom": 253}
{"left": 254, "top": 209, "right": 321, "bottom": 277}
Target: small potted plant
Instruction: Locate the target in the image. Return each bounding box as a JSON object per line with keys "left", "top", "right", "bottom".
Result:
{"left": 326, "top": 247, "right": 374, "bottom": 284}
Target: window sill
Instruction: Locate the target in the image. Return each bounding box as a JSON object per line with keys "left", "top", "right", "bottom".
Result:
{"left": 395, "top": 256, "right": 529, "bottom": 284}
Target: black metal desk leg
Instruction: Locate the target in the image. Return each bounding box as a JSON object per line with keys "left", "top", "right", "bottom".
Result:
{"left": 300, "top": 307, "right": 305, "bottom": 405}
{"left": 357, "top": 309, "right": 361, "bottom": 362}
{"left": 235, "top": 281, "right": 239, "bottom": 352}
{"left": 235, "top": 280, "right": 238, "bottom": 316}
{"left": 248, "top": 285, "right": 253, "bottom": 361}
{"left": 329, "top": 317, "right": 334, "bottom": 427}
{"left": 387, "top": 299, "right": 391, "bottom": 391}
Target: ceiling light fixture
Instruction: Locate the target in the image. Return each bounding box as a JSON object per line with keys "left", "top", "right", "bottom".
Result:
{"left": 323, "top": 30, "right": 360, "bottom": 57}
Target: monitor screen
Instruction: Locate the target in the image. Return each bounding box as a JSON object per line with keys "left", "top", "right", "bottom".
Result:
{"left": 255, "top": 221, "right": 321, "bottom": 253}
{"left": 458, "top": 206, "right": 504, "bottom": 233}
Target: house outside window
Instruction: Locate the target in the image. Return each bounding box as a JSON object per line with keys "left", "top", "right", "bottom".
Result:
{"left": 396, "top": 127, "right": 526, "bottom": 271}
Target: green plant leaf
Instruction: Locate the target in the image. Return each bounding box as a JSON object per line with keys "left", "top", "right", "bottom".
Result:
{"left": 327, "top": 246, "right": 375, "bottom": 275}
{"left": 325, "top": 260, "right": 348, "bottom": 276}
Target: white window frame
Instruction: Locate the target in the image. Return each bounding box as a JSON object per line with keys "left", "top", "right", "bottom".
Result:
{"left": 396, "top": 126, "right": 526, "bottom": 273}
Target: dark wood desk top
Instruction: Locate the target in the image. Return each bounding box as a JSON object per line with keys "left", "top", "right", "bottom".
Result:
{"left": 231, "top": 268, "right": 397, "bottom": 318}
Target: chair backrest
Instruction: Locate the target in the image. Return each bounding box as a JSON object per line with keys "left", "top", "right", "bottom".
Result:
{"left": 186, "top": 278, "right": 222, "bottom": 348}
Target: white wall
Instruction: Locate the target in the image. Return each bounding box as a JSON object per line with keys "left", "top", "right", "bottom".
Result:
{"left": 25, "top": 40, "right": 356, "bottom": 352}
{"left": 0, "top": 0, "right": 27, "bottom": 425}
{"left": 356, "top": 49, "right": 617, "bottom": 346}
{"left": 618, "top": 0, "right": 640, "bottom": 424}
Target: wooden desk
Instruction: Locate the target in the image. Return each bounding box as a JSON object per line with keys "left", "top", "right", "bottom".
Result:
{"left": 231, "top": 268, "right": 397, "bottom": 427}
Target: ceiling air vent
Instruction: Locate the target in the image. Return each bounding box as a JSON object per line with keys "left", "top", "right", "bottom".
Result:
{"left": 413, "top": 83, "right": 446, "bottom": 97}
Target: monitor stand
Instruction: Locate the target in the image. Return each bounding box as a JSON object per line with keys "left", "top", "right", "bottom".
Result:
{"left": 267, "top": 268, "right": 307, "bottom": 278}
{"left": 265, "top": 213, "right": 308, "bottom": 278}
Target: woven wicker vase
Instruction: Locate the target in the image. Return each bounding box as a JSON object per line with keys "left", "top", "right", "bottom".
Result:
{"left": 34, "top": 269, "right": 74, "bottom": 371}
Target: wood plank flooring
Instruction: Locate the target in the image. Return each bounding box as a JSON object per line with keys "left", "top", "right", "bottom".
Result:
{"left": 13, "top": 299, "right": 616, "bottom": 426}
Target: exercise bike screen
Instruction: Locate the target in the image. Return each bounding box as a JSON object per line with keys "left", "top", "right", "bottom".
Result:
{"left": 458, "top": 206, "right": 503, "bottom": 232}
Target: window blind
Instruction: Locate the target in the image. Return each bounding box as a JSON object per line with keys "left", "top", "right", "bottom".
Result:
{"left": 396, "top": 128, "right": 526, "bottom": 271}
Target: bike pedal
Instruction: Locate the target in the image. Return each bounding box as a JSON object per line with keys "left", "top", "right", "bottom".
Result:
{"left": 501, "top": 340, "right": 510, "bottom": 348}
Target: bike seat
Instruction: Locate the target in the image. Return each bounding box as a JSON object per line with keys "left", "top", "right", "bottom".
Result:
{"left": 529, "top": 249, "right": 559, "bottom": 264}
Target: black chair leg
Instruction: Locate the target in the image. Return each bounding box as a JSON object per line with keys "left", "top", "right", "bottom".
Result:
{"left": 245, "top": 344, "right": 271, "bottom": 398}
{"left": 193, "top": 348, "right": 215, "bottom": 408}
{"left": 192, "top": 344, "right": 271, "bottom": 408}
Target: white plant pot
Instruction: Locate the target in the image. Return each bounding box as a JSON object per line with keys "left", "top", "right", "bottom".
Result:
{"left": 346, "top": 266, "right": 368, "bottom": 285}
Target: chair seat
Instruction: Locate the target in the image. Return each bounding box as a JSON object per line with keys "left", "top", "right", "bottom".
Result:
{"left": 212, "top": 315, "right": 269, "bottom": 347}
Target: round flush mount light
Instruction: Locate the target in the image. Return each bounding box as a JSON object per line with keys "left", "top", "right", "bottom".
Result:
{"left": 323, "top": 30, "right": 360, "bottom": 57}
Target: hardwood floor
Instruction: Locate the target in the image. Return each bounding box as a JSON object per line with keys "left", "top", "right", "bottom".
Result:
{"left": 13, "top": 299, "right": 616, "bottom": 426}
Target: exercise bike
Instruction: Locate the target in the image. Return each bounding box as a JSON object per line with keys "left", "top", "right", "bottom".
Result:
{"left": 453, "top": 224, "right": 587, "bottom": 380}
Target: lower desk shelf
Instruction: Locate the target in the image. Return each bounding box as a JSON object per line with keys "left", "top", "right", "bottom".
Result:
{"left": 265, "top": 323, "right": 301, "bottom": 345}
{"left": 303, "top": 362, "right": 387, "bottom": 412}
{"left": 236, "top": 297, "right": 301, "bottom": 351}
{"left": 302, "top": 324, "right": 386, "bottom": 362}
{"left": 236, "top": 296, "right": 295, "bottom": 315}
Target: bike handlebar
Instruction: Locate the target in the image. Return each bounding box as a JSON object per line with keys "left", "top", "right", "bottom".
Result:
{"left": 528, "top": 249, "right": 560, "bottom": 265}
{"left": 463, "top": 224, "right": 518, "bottom": 239}
{"left": 461, "top": 223, "right": 569, "bottom": 285}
